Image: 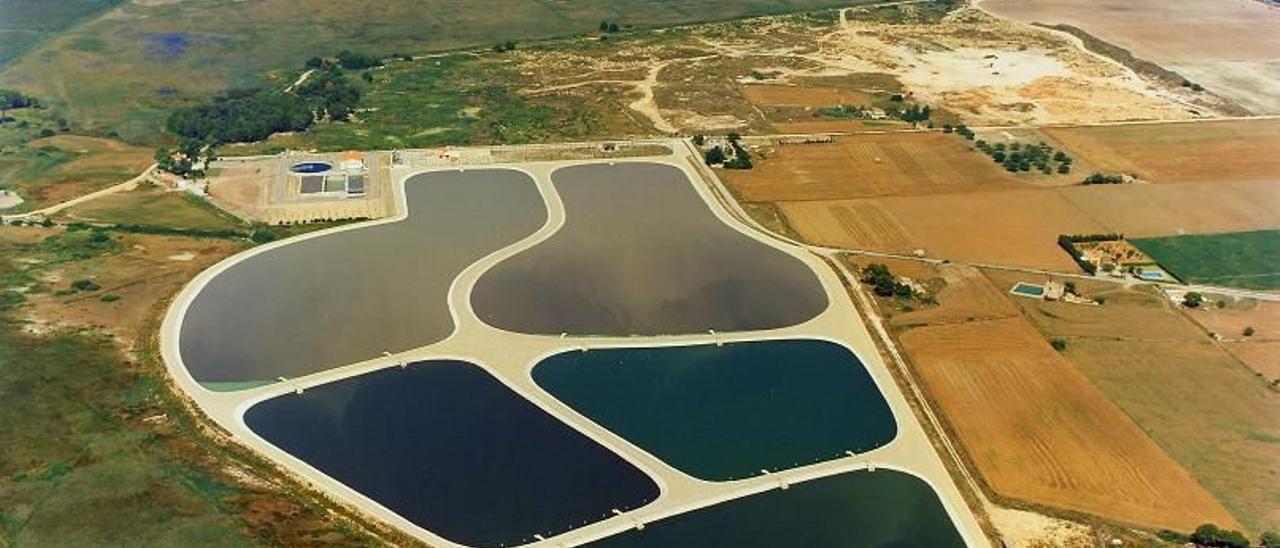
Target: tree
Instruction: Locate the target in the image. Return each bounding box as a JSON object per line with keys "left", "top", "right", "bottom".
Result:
{"left": 504, "top": 40, "right": 517, "bottom": 51}
{"left": 608, "top": 22, "right": 620, "bottom": 33}
{"left": 599, "top": 20, "right": 609, "bottom": 32}
{"left": 1191, "top": 523, "right": 1249, "bottom": 548}
{"left": 692, "top": 134, "right": 705, "bottom": 146}
{"left": 704, "top": 146, "right": 726, "bottom": 166}
{"left": 1051, "top": 339, "right": 1068, "bottom": 351}
{"left": 304, "top": 56, "right": 324, "bottom": 69}
{"left": 1184, "top": 292, "right": 1204, "bottom": 308}
{"left": 1260, "top": 531, "right": 1280, "bottom": 548}
{"left": 1243, "top": 326, "right": 1255, "bottom": 337}
{"left": 336, "top": 50, "right": 381, "bottom": 70}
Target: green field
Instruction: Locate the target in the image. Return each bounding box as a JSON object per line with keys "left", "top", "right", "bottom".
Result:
{"left": 67, "top": 190, "right": 245, "bottom": 231}
{"left": 0, "top": 0, "right": 869, "bottom": 144}
{"left": 1133, "top": 230, "right": 1280, "bottom": 290}
{"left": 0, "top": 0, "right": 123, "bottom": 67}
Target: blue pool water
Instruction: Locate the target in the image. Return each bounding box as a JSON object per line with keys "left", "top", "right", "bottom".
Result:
{"left": 1011, "top": 283, "right": 1045, "bottom": 297}
{"left": 243, "top": 361, "right": 658, "bottom": 547}
{"left": 289, "top": 161, "right": 332, "bottom": 174}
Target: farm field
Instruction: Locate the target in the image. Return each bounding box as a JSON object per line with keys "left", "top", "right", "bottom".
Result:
{"left": 1183, "top": 297, "right": 1280, "bottom": 380}
{"left": 1133, "top": 230, "right": 1280, "bottom": 289}
{"left": 983, "top": 268, "right": 1280, "bottom": 533}
{"left": 878, "top": 264, "right": 1235, "bottom": 531}
{"left": 1057, "top": 179, "right": 1279, "bottom": 238}
{"left": 723, "top": 133, "right": 1024, "bottom": 202}
{"left": 1042, "top": 120, "right": 1280, "bottom": 184}
{"left": 781, "top": 189, "right": 1108, "bottom": 270}
{"left": 982, "top": 0, "right": 1280, "bottom": 114}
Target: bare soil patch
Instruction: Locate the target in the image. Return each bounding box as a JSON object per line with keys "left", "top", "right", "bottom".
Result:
{"left": 983, "top": 0, "right": 1280, "bottom": 113}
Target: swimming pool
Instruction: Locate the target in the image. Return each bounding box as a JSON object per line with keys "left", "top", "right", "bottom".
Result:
{"left": 289, "top": 161, "right": 333, "bottom": 174}
{"left": 1010, "top": 282, "right": 1045, "bottom": 297}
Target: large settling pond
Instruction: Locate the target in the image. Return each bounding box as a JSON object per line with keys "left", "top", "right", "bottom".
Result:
{"left": 471, "top": 162, "right": 827, "bottom": 335}
{"left": 534, "top": 340, "right": 896, "bottom": 480}
{"left": 243, "top": 361, "right": 658, "bottom": 547}
{"left": 180, "top": 170, "right": 546, "bottom": 387}
{"left": 589, "top": 470, "right": 966, "bottom": 547}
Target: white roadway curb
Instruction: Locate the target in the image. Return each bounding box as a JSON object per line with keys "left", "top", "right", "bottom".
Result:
{"left": 160, "top": 139, "right": 990, "bottom": 548}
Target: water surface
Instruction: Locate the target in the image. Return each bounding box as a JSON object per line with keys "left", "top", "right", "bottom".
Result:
{"left": 244, "top": 361, "right": 659, "bottom": 547}
{"left": 472, "top": 162, "right": 826, "bottom": 335}
{"left": 180, "top": 169, "right": 546, "bottom": 385}
{"left": 535, "top": 340, "right": 896, "bottom": 480}
{"left": 589, "top": 470, "right": 966, "bottom": 548}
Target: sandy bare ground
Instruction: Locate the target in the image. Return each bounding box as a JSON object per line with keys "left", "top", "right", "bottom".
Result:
{"left": 515, "top": 5, "right": 1208, "bottom": 135}
{"left": 982, "top": 0, "right": 1280, "bottom": 113}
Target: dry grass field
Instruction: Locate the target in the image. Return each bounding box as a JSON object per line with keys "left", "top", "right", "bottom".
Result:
{"left": 982, "top": 0, "right": 1280, "bottom": 114}
{"left": 725, "top": 134, "right": 1023, "bottom": 201}
{"left": 740, "top": 85, "right": 872, "bottom": 107}
{"left": 981, "top": 269, "right": 1280, "bottom": 533}
{"left": 882, "top": 264, "right": 1236, "bottom": 531}
{"left": 1184, "top": 298, "right": 1280, "bottom": 380}
{"left": 782, "top": 189, "right": 1107, "bottom": 270}
{"left": 0, "top": 135, "right": 152, "bottom": 212}
{"left": 1043, "top": 120, "right": 1280, "bottom": 184}
{"left": 1058, "top": 179, "right": 1280, "bottom": 238}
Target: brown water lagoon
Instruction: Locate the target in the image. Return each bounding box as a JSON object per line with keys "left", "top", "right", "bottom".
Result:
{"left": 179, "top": 169, "right": 546, "bottom": 387}
{"left": 471, "top": 162, "right": 827, "bottom": 335}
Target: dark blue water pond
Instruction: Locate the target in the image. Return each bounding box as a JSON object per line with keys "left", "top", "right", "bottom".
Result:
{"left": 589, "top": 470, "right": 966, "bottom": 548}
{"left": 289, "top": 161, "right": 332, "bottom": 174}
{"left": 243, "top": 361, "right": 658, "bottom": 547}
{"left": 534, "top": 340, "right": 897, "bottom": 481}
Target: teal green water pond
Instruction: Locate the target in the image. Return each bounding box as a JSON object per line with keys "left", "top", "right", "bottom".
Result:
{"left": 589, "top": 469, "right": 966, "bottom": 547}
{"left": 533, "top": 339, "right": 897, "bottom": 481}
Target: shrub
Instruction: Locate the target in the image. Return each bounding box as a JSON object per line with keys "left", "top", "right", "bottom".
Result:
{"left": 1260, "top": 531, "right": 1280, "bottom": 548}
{"left": 1183, "top": 291, "right": 1204, "bottom": 308}
{"left": 100, "top": 293, "right": 121, "bottom": 302}
{"left": 336, "top": 50, "right": 381, "bottom": 70}
{"left": 1051, "top": 339, "right": 1068, "bottom": 351}
{"left": 70, "top": 279, "right": 101, "bottom": 292}
{"left": 1243, "top": 326, "right": 1255, "bottom": 337}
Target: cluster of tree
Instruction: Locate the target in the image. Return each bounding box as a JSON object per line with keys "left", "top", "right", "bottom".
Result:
{"left": 166, "top": 63, "right": 361, "bottom": 148}
{"left": 1158, "top": 523, "right": 1263, "bottom": 548}
{"left": 724, "top": 133, "right": 752, "bottom": 169}
{"left": 336, "top": 50, "right": 382, "bottom": 70}
{"left": 1057, "top": 233, "right": 1124, "bottom": 275}
{"left": 0, "top": 89, "right": 37, "bottom": 112}
{"left": 814, "top": 104, "right": 868, "bottom": 119}
{"left": 1082, "top": 172, "right": 1126, "bottom": 185}
{"left": 598, "top": 20, "right": 621, "bottom": 33}
{"left": 1183, "top": 291, "right": 1205, "bottom": 308}
{"left": 861, "top": 263, "right": 914, "bottom": 298}
{"left": 153, "top": 140, "right": 204, "bottom": 177}
{"left": 975, "top": 139, "right": 1071, "bottom": 174}
{"left": 492, "top": 40, "right": 518, "bottom": 53}
{"left": 702, "top": 134, "right": 752, "bottom": 169}
{"left": 897, "top": 104, "right": 930, "bottom": 123}
{"left": 944, "top": 123, "right": 975, "bottom": 140}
